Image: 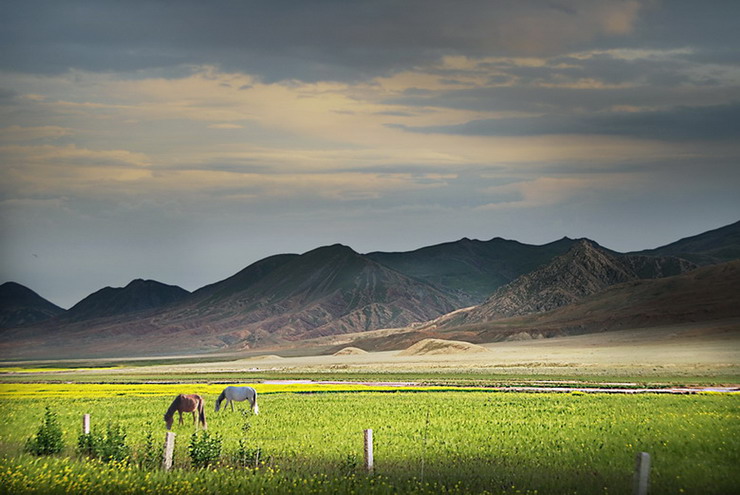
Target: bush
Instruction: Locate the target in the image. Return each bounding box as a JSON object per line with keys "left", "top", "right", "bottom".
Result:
{"left": 189, "top": 431, "right": 222, "bottom": 468}
{"left": 138, "top": 422, "right": 160, "bottom": 469}
{"left": 338, "top": 453, "right": 359, "bottom": 475}
{"left": 229, "top": 412, "right": 264, "bottom": 468}
{"left": 232, "top": 438, "right": 263, "bottom": 468}
{"left": 25, "top": 406, "right": 64, "bottom": 456}
{"left": 77, "top": 423, "right": 130, "bottom": 463}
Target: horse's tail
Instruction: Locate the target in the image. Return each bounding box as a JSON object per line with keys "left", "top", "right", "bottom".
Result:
{"left": 215, "top": 390, "right": 225, "bottom": 412}
{"left": 252, "top": 389, "right": 259, "bottom": 415}
{"left": 198, "top": 396, "right": 207, "bottom": 429}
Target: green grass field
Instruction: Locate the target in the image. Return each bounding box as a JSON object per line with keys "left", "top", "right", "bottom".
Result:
{"left": 1, "top": 383, "right": 738, "bottom": 494}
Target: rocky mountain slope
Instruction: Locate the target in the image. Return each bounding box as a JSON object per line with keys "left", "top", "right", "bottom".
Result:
{"left": 0, "top": 245, "right": 463, "bottom": 357}
{"left": 0, "top": 282, "right": 64, "bottom": 329}
{"left": 436, "top": 240, "right": 695, "bottom": 328}
{"left": 345, "top": 259, "right": 740, "bottom": 352}
{"left": 634, "top": 219, "right": 740, "bottom": 265}
{"left": 1, "top": 220, "right": 738, "bottom": 358}
{"left": 63, "top": 279, "right": 191, "bottom": 321}
{"left": 159, "top": 244, "right": 463, "bottom": 344}
{"left": 367, "top": 236, "right": 575, "bottom": 304}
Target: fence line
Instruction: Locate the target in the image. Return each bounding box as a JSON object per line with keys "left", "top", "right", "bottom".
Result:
{"left": 78, "top": 412, "right": 653, "bottom": 491}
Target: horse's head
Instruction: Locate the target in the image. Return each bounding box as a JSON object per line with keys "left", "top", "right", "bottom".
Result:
{"left": 214, "top": 391, "right": 225, "bottom": 412}
{"left": 164, "top": 414, "right": 173, "bottom": 430}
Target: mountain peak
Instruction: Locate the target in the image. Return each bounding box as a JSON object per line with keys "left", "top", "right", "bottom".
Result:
{"left": 303, "top": 243, "right": 359, "bottom": 259}
{"left": 452, "top": 241, "right": 695, "bottom": 324}
{"left": 315, "top": 243, "right": 355, "bottom": 252}
{"left": 0, "top": 282, "right": 65, "bottom": 328}
{"left": 66, "top": 279, "right": 190, "bottom": 321}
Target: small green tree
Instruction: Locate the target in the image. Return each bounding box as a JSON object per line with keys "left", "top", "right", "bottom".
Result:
{"left": 77, "top": 423, "right": 129, "bottom": 463}
{"left": 189, "top": 430, "right": 222, "bottom": 468}
{"left": 25, "top": 406, "right": 64, "bottom": 456}
{"left": 138, "top": 422, "right": 160, "bottom": 469}
{"left": 230, "top": 412, "right": 264, "bottom": 468}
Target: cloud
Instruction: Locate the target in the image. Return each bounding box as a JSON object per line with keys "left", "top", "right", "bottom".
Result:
{"left": 0, "top": 125, "right": 72, "bottom": 142}
{"left": 207, "top": 123, "right": 244, "bottom": 129}
{"left": 1, "top": 1, "right": 648, "bottom": 81}
{"left": 392, "top": 102, "right": 740, "bottom": 141}
{"left": 0, "top": 144, "right": 153, "bottom": 201}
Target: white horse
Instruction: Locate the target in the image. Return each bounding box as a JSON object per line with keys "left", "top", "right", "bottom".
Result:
{"left": 215, "top": 386, "right": 259, "bottom": 414}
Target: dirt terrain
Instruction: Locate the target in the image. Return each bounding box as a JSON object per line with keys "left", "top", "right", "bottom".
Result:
{"left": 53, "top": 319, "right": 736, "bottom": 380}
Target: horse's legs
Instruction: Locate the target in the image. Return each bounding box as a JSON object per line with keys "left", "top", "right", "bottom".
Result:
{"left": 230, "top": 399, "right": 234, "bottom": 412}
{"left": 178, "top": 411, "right": 183, "bottom": 425}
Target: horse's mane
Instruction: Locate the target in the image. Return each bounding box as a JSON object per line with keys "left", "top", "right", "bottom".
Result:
{"left": 215, "top": 390, "right": 226, "bottom": 410}
{"left": 164, "top": 395, "right": 180, "bottom": 419}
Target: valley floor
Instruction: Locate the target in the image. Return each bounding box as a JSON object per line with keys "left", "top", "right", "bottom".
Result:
{"left": 4, "top": 319, "right": 738, "bottom": 384}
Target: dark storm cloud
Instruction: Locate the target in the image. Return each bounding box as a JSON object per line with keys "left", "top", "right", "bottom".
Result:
{"left": 623, "top": 0, "right": 740, "bottom": 52}
{"left": 3, "top": 1, "right": 738, "bottom": 82}
{"left": 392, "top": 102, "right": 740, "bottom": 141}
{"left": 0, "top": 0, "right": 649, "bottom": 81}
{"left": 503, "top": 53, "right": 696, "bottom": 87}
{"left": 0, "top": 0, "right": 479, "bottom": 79}
{"left": 0, "top": 88, "right": 18, "bottom": 101}
{"left": 387, "top": 84, "right": 719, "bottom": 114}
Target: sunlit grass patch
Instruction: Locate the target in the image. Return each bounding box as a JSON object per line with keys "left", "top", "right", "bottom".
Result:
{"left": 0, "top": 391, "right": 737, "bottom": 494}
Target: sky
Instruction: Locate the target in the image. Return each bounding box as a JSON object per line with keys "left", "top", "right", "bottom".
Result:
{"left": 1, "top": 0, "right": 739, "bottom": 309}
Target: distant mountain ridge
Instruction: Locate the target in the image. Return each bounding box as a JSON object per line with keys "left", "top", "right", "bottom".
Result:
{"left": 0, "top": 219, "right": 738, "bottom": 358}
{"left": 438, "top": 240, "right": 696, "bottom": 328}
{"left": 634, "top": 219, "right": 740, "bottom": 265}
{"left": 63, "top": 279, "right": 190, "bottom": 321}
{"left": 146, "top": 244, "right": 464, "bottom": 347}
{"left": 0, "top": 245, "right": 463, "bottom": 357}
{"left": 347, "top": 259, "right": 740, "bottom": 352}
{"left": 367, "top": 236, "right": 576, "bottom": 304}
{"left": 0, "top": 282, "right": 64, "bottom": 329}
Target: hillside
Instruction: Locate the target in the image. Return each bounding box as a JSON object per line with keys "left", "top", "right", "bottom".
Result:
{"left": 345, "top": 260, "right": 740, "bottom": 351}
{"left": 439, "top": 240, "right": 695, "bottom": 327}
{"left": 635, "top": 219, "right": 740, "bottom": 265}
{"left": 367, "top": 236, "right": 576, "bottom": 303}
{"left": 0, "top": 245, "right": 463, "bottom": 357}
{"left": 0, "top": 282, "right": 65, "bottom": 329}
{"left": 63, "top": 279, "right": 191, "bottom": 321}
{"left": 158, "top": 244, "right": 464, "bottom": 345}
{"left": 1, "top": 220, "right": 738, "bottom": 359}
{"left": 475, "top": 259, "right": 740, "bottom": 341}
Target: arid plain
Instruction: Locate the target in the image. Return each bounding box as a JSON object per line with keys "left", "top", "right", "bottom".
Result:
{"left": 14, "top": 319, "right": 732, "bottom": 384}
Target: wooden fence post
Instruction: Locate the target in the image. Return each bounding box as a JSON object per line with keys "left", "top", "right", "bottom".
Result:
{"left": 162, "top": 431, "right": 176, "bottom": 471}
{"left": 364, "top": 429, "right": 374, "bottom": 474}
{"left": 82, "top": 414, "right": 90, "bottom": 435}
{"left": 633, "top": 452, "right": 651, "bottom": 495}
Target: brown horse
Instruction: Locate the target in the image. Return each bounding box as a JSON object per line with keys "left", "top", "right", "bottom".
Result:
{"left": 164, "top": 394, "right": 207, "bottom": 430}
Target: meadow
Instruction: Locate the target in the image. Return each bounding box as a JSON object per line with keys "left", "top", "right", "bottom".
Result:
{"left": 0, "top": 382, "right": 738, "bottom": 494}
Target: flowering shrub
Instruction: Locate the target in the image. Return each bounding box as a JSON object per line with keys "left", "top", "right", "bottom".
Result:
{"left": 77, "top": 423, "right": 130, "bottom": 463}
{"left": 189, "top": 430, "right": 222, "bottom": 468}
{"left": 25, "top": 406, "right": 64, "bottom": 456}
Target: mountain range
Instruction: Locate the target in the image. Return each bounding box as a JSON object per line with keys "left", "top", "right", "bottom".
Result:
{"left": 1, "top": 220, "right": 739, "bottom": 358}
